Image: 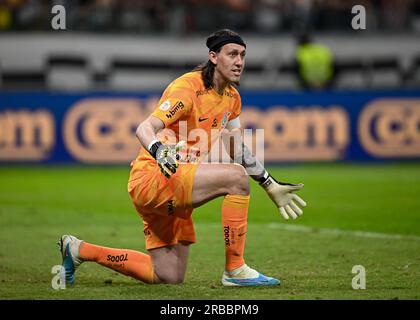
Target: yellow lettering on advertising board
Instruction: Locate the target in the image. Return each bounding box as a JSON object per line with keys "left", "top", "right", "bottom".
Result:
{"left": 1, "top": 97, "right": 351, "bottom": 163}
{"left": 240, "top": 106, "right": 349, "bottom": 161}
{"left": 358, "top": 99, "right": 420, "bottom": 157}
{"left": 0, "top": 109, "right": 55, "bottom": 161}
{"left": 63, "top": 99, "right": 148, "bottom": 163}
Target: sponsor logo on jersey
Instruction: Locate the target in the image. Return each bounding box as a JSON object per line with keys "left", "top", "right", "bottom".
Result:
{"left": 159, "top": 99, "right": 171, "bottom": 111}
{"left": 165, "top": 101, "right": 185, "bottom": 119}
{"left": 196, "top": 89, "right": 211, "bottom": 97}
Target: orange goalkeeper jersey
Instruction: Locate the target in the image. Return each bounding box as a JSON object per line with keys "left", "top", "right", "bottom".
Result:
{"left": 129, "top": 70, "right": 242, "bottom": 180}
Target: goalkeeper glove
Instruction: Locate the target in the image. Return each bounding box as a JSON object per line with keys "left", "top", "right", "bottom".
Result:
{"left": 260, "top": 174, "right": 307, "bottom": 220}
{"left": 148, "top": 140, "right": 186, "bottom": 178}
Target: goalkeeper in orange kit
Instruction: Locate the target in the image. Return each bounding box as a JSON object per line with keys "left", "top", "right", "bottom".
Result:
{"left": 59, "top": 29, "right": 307, "bottom": 286}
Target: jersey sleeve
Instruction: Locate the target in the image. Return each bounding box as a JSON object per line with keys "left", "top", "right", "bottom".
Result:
{"left": 151, "top": 78, "right": 193, "bottom": 127}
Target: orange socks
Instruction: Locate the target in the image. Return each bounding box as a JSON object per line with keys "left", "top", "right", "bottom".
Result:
{"left": 79, "top": 242, "right": 155, "bottom": 284}
{"left": 222, "top": 194, "right": 250, "bottom": 271}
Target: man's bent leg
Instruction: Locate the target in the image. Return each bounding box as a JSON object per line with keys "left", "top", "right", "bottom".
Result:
{"left": 62, "top": 235, "right": 190, "bottom": 285}
{"left": 191, "top": 164, "right": 280, "bottom": 286}
{"left": 222, "top": 194, "right": 249, "bottom": 271}
{"left": 192, "top": 164, "right": 249, "bottom": 271}
{"left": 127, "top": 162, "right": 196, "bottom": 284}
{"left": 79, "top": 241, "right": 155, "bottom": 284}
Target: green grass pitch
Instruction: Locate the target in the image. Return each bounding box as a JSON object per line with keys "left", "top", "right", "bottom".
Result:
{"left": 1, "top": 163, "right": 420, "bottom": 300}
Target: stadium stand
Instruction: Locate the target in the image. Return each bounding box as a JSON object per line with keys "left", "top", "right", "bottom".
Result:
{"left": 1, "top": 70, "right": 45, "bottom": 90}
{"left": 368, "top": 57, "right": 402, "bottom": 89}
{"left": 409, "top": 54, "right": 420, "bottom": 88}
{"left": 0, "top": 45, "right": 418, "bottom": 91}
{"left": 0, "top": 0, "right": 419, "bottom": 91}
{"left": 107, "top": 59, "right": 176, "bottom": 91}
{"left": 333, "top": 59, "right": 368, "bottom": 90}
{"left": 45, "top": 55, "right": 93, "bottom": 91}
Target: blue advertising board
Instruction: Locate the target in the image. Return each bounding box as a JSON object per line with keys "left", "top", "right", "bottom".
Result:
{"left": 0, "top": 90, "right": 419, "bottom": 163}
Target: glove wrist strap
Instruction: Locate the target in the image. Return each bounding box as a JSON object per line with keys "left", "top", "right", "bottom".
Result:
{"left": 258, "top": 171, "right": 272, "bottom": 188}
{"left": 147, "top": 140, "right": 163, "bottom": 159}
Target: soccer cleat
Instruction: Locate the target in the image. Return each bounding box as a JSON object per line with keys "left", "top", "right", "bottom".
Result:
{"left": 58, "top": 235, "right": 83, "bottom": 285}
{"left": 221, "top": 264, "right": 280, "bottom": 287}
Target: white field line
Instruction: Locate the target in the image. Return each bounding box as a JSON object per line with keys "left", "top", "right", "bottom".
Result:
{"left": 265, "top": 223, "right": 420, "bottom": 241}
{"left": 2, "top": 203, "right": 420, "bottom": 242}
{"left": 195, "top": 222, "right": 420, "bottom": 241}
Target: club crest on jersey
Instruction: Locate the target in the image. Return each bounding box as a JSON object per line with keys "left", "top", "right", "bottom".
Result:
{"left": 159, "top": 100, "right": 171, "bottom": 111}
{"left": 221, "top": 112, "right": 231, "bottom": 129}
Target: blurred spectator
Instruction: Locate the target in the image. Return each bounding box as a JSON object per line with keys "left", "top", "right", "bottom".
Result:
{"left": 223, "top": 0, "right": 251, "bottom": 31}
{"left": 291, "top": 0, "right": 314, "bottom": 32}
{"left": 116, "top": 1, "right": 144, "bottom": 33}
{"left": 0, "top": 4, "right": 12, "bottom": 31}
{"left": 412, "top": 0, "right": 420, "bottom": 32}
{"left": 381, "top": 0, "right": 410, "bottom": 31}
{"left": 88, "top": 0, "right": 116, "bottom": 32}
{"left": 253, "top": 0, "right": 282, "bottom": 33}
{"left": 0, "top": 0, "right": 418, "bottom": 33}
{"left": 314, "top": 0, "right": 352, "bottom": 31}
{"left": 295, "top": 32, "right": 334, "bottom": 90}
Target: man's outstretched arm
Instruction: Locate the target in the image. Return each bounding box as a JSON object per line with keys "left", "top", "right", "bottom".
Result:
{"left": 224, "top": 118, "right": 307, "bottom": 220}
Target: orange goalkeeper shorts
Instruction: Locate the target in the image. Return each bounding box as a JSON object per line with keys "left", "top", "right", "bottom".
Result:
{"left": 128, "top": 157, "right": 198, "bottom": 250}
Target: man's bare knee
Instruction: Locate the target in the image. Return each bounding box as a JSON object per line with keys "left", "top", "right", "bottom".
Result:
{"left": 228, "top": 165, "right": 250, "bottom": 195}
